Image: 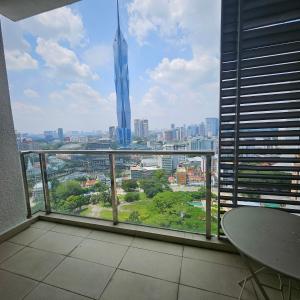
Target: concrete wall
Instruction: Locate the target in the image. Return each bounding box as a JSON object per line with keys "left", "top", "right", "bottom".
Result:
{"left": 0, "top": 23, "right": 27, "bottom": 234}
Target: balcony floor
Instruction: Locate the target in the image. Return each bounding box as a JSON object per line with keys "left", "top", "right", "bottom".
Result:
{"left": 0, "top": 221, "right": 299, "bottom": 300}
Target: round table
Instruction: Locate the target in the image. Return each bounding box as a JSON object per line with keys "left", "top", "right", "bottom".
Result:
{"left": 221, "top": 207, "right": 300, "bottom": 300}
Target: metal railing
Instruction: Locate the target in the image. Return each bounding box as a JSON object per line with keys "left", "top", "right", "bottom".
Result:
{"left": 20, "top": 150, "right": 214, "bottom": 239}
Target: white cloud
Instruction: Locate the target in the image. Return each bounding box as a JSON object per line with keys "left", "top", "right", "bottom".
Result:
{"left": 48, "top": 83, "right": 116, "bottom": 129}
{"left": 149, "top": 52, "right": 218, "bottom": 87}
{"left": 1, "top": 17, "right": 30, "bottom": 51}
{"left": 5, "top": 50, "right": 38, "bottom": 71}
{"left": 128, "top": 0, "right": 221, "bottom": 127}
{"left": 2, "top": 6, "right": 86, "bottom": 72}
{"left": 20, "top": 7, "right": 85, "bottom": 47}
{"left": 36, "top": 38, "right": 98, "bottom": 80}
{"left": 24, "top": 88, "right": 39, "bottom": 98}
{"left": 12, "top": 101, "right": 42, "bottom": 113}
{"left": 11, "top": 100, "right": 47, "bottom": 133}
{"left": 50, "top": 82, "right": 104, "bottom": 106}
{"left": 83, "top": 44, "right": 113, "bottom": 68}
{"left": 133, "top": 51, "right": 219, "bottom": 128}
{"left": 128, "top": 0, "right": 221, "bottom": 51}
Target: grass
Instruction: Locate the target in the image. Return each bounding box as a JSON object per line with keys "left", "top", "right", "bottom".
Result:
{"left": 80, "top": 206, "right": 93, "bottom": 217}
{"left": 79, "top": 192, "right": 218, "bottom": 235}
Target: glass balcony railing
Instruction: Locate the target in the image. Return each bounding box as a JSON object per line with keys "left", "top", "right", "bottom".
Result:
{"left": 20, "top": 150, "right": 216, "bottom": 238}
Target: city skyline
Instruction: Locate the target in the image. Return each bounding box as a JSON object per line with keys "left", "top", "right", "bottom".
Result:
{"left": 15, "top": 117, "right": 219, "bottom": 136}
{"left": 2, "top": 0, "right": 221, "bottom": 133}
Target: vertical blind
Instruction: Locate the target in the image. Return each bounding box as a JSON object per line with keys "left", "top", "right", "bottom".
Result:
{"left": 218, "top": 0, "right": 300, "bottom": 235}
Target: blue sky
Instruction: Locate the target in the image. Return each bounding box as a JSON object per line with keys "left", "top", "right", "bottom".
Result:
{"left": 1, "top": 0, "right": 221, "bottom": 133}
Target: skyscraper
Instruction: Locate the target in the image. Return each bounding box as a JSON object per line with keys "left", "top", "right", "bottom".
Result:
{"left": 205, "top": 118, "right": 219, "bottom": 137}
{"left": 58, "top": 128, "right": 64, "bottom": 141}
{"left": 134, "top": 119, "right": 149, "bottom": 139}
{"left": 109, "top": 126, "right": 116, "bottom": 140}
{"left": 113, "top": 0, "right": 131, "bottom": 147}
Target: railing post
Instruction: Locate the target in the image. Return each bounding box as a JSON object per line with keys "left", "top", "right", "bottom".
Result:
{"left": 109, "top": 153, "right": 118, "bottom": 225}
{"left": 39, "top": 153, "right": 51, "bottom": 214}
{"left": 205, "top": 155, "right": 212, "bottom": 239}
{"left": 20, "top": 153, "right": 32, "bottom": 219}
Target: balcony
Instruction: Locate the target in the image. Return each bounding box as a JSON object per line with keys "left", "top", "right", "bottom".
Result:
{"left": 0, "top": 149, "right": 298, "bottom": 299}
{"left": 1, "top": 0, "right": 300, "bottom": 299}
{"left": 1, "top": 219, "right": 300, "bottom": 300}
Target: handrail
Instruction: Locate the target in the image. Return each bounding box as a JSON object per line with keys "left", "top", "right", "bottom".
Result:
{"left": 20, "top": 149, "right": 214, "bottom": 239}
{"left": 20, "top": 149, "right": 214, "bottom": 156}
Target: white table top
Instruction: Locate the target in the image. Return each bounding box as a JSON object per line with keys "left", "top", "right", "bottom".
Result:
{"left": 222, "top": 207, "right": 300, "bottom": 279}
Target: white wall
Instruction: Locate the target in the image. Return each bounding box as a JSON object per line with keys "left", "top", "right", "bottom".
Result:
{"left": 0, "top": 22, "right": 27, "bottom": 234}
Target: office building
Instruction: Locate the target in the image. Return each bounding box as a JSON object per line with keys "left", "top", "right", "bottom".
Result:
{"left": 205, "top": 118, "right": 219, "bottom": 137}
{"left": 109, "top": 126, "right": 116, "bottom": 140}
{"left": 134, "top": 119, "right": 149, "bottom": 139}
{"left": 58, "top": 128, "right": 64, "bottom": 141}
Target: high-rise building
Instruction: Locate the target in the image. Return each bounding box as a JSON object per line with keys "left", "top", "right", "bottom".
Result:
{"left": 134, "top": 119, "right": 140, "bottom": 137}
{"left": 113, "top": 0, "right": 131, "bottom": 147}
{"left": 164, "top": 130, "right": 173, "bottom": 142}
{"left": 109, "top": 126, "right": 116, "bottom": 140}
{"left": 199, "top": 122, "right": 205, "bottom": 137}
{"left": 142, "top": 119, "right": 149, "bottom": 138}
{"left": 58, "top": 128, "right": 64, "bottom": 141}
{"left": 205, "top": 118, "right": 219, "bottom": 137}
{"left": 134, "top": 119, "right": 149, "bottom": 139}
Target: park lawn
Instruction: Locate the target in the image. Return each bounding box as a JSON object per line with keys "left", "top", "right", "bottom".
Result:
{"left": 80, "top": 206, "right": 93, "bottom": 217}
{"left": 118, "top": 198, "right": 216, "bottom": 234}
{"left": 79, "top": 194, "right": 218, "bottom": 235}
{"left": 99, "top": 208, "right": 131, "bottom": 220}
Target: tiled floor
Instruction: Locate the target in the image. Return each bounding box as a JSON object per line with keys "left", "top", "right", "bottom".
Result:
{"left": 0, "top": 220, "right": 299, "bottom": 300}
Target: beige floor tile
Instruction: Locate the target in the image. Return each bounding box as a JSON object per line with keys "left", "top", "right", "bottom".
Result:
{"left": 180, "top": 257, "right": 247, "bottom": 298}
{"left": 30, "top": 231, "right": 82, "bottom": 255}
{"left": 183, "top": 246, "right": 244, "bottom": 269}
{"left": 0, "top": 241, "right": 24, "bottom": 263}
{"left": 242, "top": 274, "right": 300, "bottom": 300}
{"left": 51, "top": 224, "right": 91, "bottom": 237}
{"left": 238, "top": 279, "right": 298, "bottom": 300}
{"left": 100, "top": 269, "right": 178, "bottom": 300}
{"left": 70, "top": 238, "right": 128, "bottom": 267}
{"left": 9, "top": 228, "right": 46, "bottom": 245}
{"left": 178, "top": 285, "right": 234, "bottom": 300}
{"left": 44, "top": 257, "right": 114, "bottom": 299}
{"left": 1, "top": 247, "right": 64, "bottom": 281}
{"left": 88, "top": 230, "right": 133, "bottom": 246}
{"left": 31, "top": 221, "right": 56, "bottom": 231}
{"left": 0, "top": 269, "right": 37, "bottom": 300}
{"left": 24, "top": 283, "right": 90, "bottom": 300}
{"left": 120, "top": 247, "right": 181, "bottom": 282}
{"left": 132, "top": 237, "right": 183, "bottom": 256}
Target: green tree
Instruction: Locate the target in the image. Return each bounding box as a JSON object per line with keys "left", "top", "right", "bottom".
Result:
{"left": 124, "top": 192, "right": 140, "bottom": 202}
{"left": 127, "top": 211, "right": 141, "bottom": 224}
{"left": 140, "top": 180, "right": 164, "bottom": 198}
{"left": 140, "top": 176, "right": 171, "bottom": 198}
{"left": 90, "top": 194, "right": 101, "bottom": 204}
{"left": 153, "top": 170, "right": 169, "bottom": 186}
{"left": 62, "top": 195, "right": 88, "bottom": 212}
{"left": 100, "top": 189, "right": 112, "bottom": 207}
{"left": 55, "top": 180, "right": 83, "bottom": 200}
{"left": 153, "top": 191, "right": 192, "bottom": 215}
{"left": 122, "top": 179, "right": 138, "bottom": 192}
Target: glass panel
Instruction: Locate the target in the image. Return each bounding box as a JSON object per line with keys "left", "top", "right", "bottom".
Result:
{"left": 46, "top": 153, "right": 112, "bottom": 220}
{"left": 114, "top": 153, "right": 218, "bottom": 234}
{"left": 24, "top": 153, "right": 45, "bottom": 214}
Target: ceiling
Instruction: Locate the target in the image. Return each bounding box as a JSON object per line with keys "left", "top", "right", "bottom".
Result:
{"left": 0, "top": 0, "right": 80, "bottom": 21}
